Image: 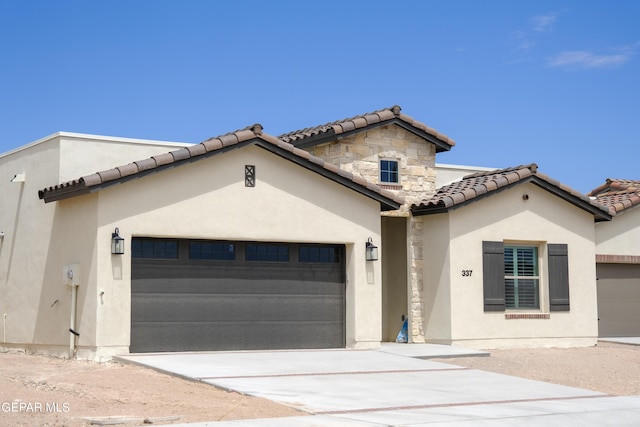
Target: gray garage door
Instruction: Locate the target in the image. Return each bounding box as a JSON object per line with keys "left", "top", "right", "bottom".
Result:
{"left": 131, "top": 238, "right": 346, "bottom": 353}
{"left": 597, "top": 263, "right": 640, "bottom": 337}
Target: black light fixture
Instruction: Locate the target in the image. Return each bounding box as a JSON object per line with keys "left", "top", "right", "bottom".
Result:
{"left": 365, "top": 237, "right": 378, "bottom": 261}
{"left": 111, "top": 228, "right": 125, "bottom": 255}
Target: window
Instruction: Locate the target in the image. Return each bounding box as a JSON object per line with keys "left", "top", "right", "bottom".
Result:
{"left": 189, "top": 241, "right": 235, "bottom": 260}
{"left": 299, "top": 245, "right": 341, "bottom": 263}
{"left": 245, "top": 243, "right": 289, "bottom": 262}
{"left": 482, "top": 241, "right": 570, "bottom": 312}
{"left": 132, "top": 238, "right": 178, "bottom": 259}
{"left": 380, "top": 160, "right": 399, "bottom": 184}
{"left": 504, "top": 246, "right": 539, "bottom": 309}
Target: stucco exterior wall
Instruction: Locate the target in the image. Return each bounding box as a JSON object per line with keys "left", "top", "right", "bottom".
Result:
{"left": 421, "top": 183, "right": 599, "bottom": 348}
{"left": 422, "top": 213, "right": 452, "bottom": 342}
{"left": 595, "top": 207, "right": 640, "bottom": 257}
{"left": 0, "top": 139, "right": 61, "bottom": 355}
{"left": 381, "top": 217, "right": 407, "bottom": 341}
{"left": 435, "top": 163, "right": 495, "bottom": 188}
{"left": 74, "top": 145, "right": 384, "bottom": 359}
{"left": 0, "top": 134, "right": 194, "bottom": 359}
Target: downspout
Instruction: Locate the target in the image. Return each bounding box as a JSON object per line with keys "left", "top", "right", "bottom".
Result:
{"left": 66, "top": 268, "right": 79, "bottom": 358}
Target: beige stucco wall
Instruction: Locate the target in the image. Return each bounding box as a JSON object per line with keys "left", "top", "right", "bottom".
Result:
{"left": 435, "top": 163, "right": 495, "bottom": 188}
{"left": 45, "top": 145, "right": 384, "bottom": 359}
{"left": 0, "top": 134, "right": 193, "bottom": 359}
{"left": 381, "top": 216, "right": 408, "bottom": 341}
{"left": 0, "top": 139, "right": 61, "bottom": 355}
{"left": 422, "top": 183, "right": 599, "bottom": 349}
{"left": 595, "top": 207, "right": 640, "bottom": 257}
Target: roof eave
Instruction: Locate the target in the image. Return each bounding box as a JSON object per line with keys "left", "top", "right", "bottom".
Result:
{"left": 412, "top": 176, "right": 613, "bottom": 221}
{"left": 39, "top": 185, "right": 91, "bottom": 203}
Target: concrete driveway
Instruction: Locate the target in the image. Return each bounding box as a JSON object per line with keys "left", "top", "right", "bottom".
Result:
{"left": 117, "top": 343, "right": 640, "bottom": 426}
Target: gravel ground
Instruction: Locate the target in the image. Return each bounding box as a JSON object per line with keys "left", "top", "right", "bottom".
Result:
{"left": 1, "top": 341, "right": 638, "bottom": 426}
{"left": 445, "top": 341, "right": 640, "bottom": 396}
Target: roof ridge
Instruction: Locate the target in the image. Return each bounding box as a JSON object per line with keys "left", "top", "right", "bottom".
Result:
{"left": 462, "top": 163, "right": 538, "bottom": 179}
{"left": 413, "top": 163, "right": 613, "bottom": 220}
{"left": 278, "top": 105, "right": 400, "bottom": 139}
{"left": 277, "top": 105, "right": 455, "bottom": 149}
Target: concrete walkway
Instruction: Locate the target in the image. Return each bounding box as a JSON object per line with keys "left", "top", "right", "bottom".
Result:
{"left": 599, "top": 337, "right": 640, "bottom": 346}
{"left": 117, "top": 343, "right": 640, "bottom": 426}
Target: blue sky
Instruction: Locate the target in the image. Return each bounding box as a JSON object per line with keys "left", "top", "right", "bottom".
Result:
{"left": 1, "top": 1, "right": 638, "bottom": 193}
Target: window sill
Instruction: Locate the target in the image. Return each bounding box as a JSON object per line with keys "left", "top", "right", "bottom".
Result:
{"left": 380, "top": 183, "right": 402, "bottom": 190}
{"left": 505, "top": 313, "right": 550, "bottom": 320}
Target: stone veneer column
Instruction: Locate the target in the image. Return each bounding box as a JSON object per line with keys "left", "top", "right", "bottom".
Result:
{"left": 408, "top": 215, "right": 425, "bottom": 343}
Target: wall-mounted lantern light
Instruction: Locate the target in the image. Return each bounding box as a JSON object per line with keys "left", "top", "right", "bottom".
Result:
{"left": 365, "top": 237, "right": 378, "bottom": 261}
{"left": 111, "top": 228, "right": 125, "bottom": 255}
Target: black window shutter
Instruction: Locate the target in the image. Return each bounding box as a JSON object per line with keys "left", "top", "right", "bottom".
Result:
{"left": 548, "top": 244, "right": 570, "bottom": 311}
{"left": 483, "top": 241, "right": 505, "bottom": 312}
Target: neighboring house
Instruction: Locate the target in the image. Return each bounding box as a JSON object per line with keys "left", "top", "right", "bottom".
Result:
{"left": 0, "top": 106, "right": 625, "bottom": 360}
{"left": 588, "top": 179, "right": 640, "bottom": 337}
{"left": 412, "top": 164, "right": 613, "bottom": 348}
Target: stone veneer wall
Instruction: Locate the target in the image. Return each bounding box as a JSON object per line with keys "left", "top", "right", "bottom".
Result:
{"left": 310, "top": 125, "right": 437, "bottom": 211}
{"left": 309, "top": 125, "right": 437, "bottom": 342}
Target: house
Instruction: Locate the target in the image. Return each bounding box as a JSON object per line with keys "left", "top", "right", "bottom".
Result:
{"left": 412, "top": 164, "right": 613, "bottom": 348}
{"left": 0, "top": 105, "right": 619, "bottom": 360}
{"left": 588, "top": 179, "right": 640, "bottom": 337}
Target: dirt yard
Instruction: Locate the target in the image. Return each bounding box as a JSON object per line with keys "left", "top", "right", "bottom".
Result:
{"left": 445, "top": 341, "right": 640, "bottom": 396}
{"left": 0, "top": 351, "right": 302, "bottom": 426}
{"left": 1, "top": 342, "right": 639, "bottom": 426}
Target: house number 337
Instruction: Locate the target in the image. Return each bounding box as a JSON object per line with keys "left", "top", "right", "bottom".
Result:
{"left": 461, "top": 270, "right": 473, "bottom": 277}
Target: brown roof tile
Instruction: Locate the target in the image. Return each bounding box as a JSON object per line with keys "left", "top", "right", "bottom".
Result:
{"left": 98, "top": 168, "right": 121, "bottom": 182}
{"left": 412, "top": 163, "right": 613, "bottom": 220}
{"left": 278, "top": 105, "right": 455, "bottom": 151}
{"left": 171, "top": 148, "right": 191, "bottom": 162}
{"left": 202, "top": 138, "right": 223, "bottom": 152}
{"left": 153, "top": 153, "right": 175, "bottom": 166}
{"left": 187, "top": 144, "right": 206, "bottom": 157}
{"left": 117, "top": 163, "right": 139, "bottom": 178}
{"left": 588, "top": 179, "right": 640, "bottom": 214}
{"left": 218, "top": 133, "right": 239, "bottom": 147}
{"left": 135, "top": 158, "right": 157, "bottom": 172}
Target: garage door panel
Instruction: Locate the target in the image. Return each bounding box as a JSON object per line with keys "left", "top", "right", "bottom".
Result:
{"left": 132, "top": 293, "right": 345, "bottom": 322}
{"left": 133, "top": 263, "right": 343, "bottom": 282}
{"left": 131, "top": 239, "right": 346, "bottom": 352}
{"left": 597, "top": 263, "right": 640, "bottom": 337}
{"left": 132, "top": 278, "right": 344, "bottom": 296}
{"left": 131, "top": 320, "right": 345, "bottom": 352}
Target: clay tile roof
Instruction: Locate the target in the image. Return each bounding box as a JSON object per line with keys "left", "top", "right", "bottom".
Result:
{"left": 412, "top": 163, "right": 613, "bottom": 221}
{"left": 38, "top": 124, "right": 403, "bottom": 211}
{"left": 588, "top": 179, "right": 640, "bottom": 214}
{"left": 278, "top": 105, "right": 455, "bottom": 152}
